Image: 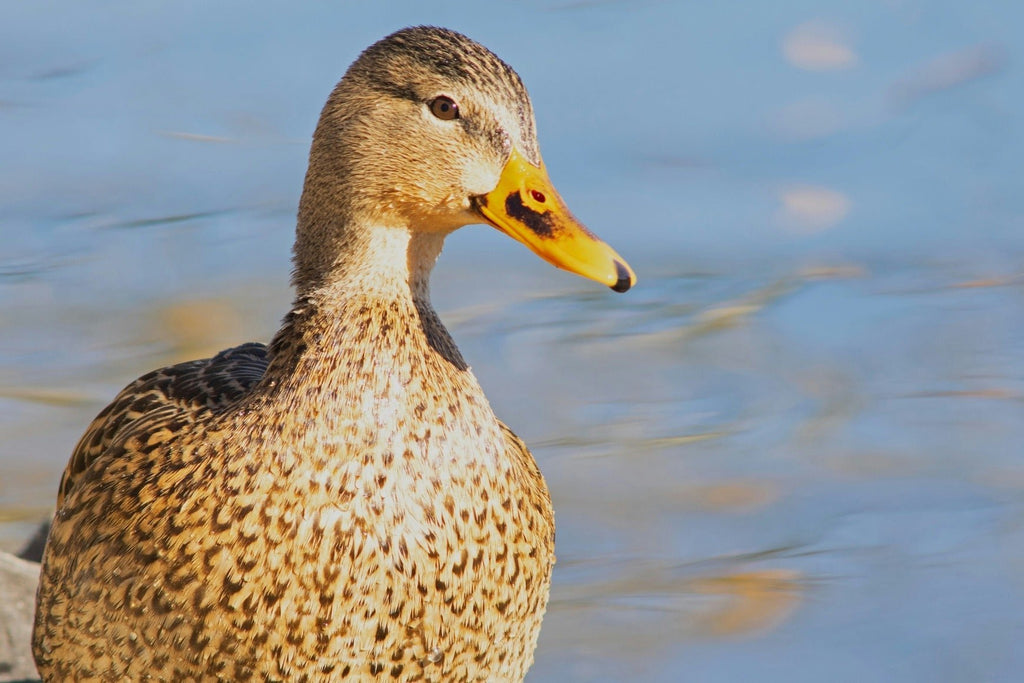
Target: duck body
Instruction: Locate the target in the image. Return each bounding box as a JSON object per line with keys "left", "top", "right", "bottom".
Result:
{"left": 34, "top": 26, "right": 633, "bottom": 682}
{"left": 36, "top": 286, "right": 553, "bottom": 681}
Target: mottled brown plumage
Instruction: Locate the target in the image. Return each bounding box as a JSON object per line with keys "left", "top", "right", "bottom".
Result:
{"left": 34, "top": 26, "right": 632, "bottom": 682}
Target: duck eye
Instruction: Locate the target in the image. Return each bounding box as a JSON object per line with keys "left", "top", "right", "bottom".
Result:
{"left": 429, "top": 96, "right": 459, "bottom": 121}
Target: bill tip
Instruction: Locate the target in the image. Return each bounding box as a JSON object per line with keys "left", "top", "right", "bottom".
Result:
{"left": 611, "top": 259, "right": 634, "bottom": 293}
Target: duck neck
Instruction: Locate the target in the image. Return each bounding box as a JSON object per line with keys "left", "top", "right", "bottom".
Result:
{"left": 247, "top": 221, "right": 507, "bottom": 479}
{"left": 264, "top": 223, "right": 469, "bottom": 396}
{"left": 310, "top": 223, "right": 442, "bottom": 302}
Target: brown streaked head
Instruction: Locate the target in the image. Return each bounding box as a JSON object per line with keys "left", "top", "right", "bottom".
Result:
{"left": 296, "top": 26, "right": 635, "bottom": 293}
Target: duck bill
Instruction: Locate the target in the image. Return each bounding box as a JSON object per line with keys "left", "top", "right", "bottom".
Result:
{"left": 472, "top": 148, "right": 636, "bottom": 292}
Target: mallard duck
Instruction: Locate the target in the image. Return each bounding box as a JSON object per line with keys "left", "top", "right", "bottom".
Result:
{"left": 33, "top": 26, "right": 635, "bottom": 682}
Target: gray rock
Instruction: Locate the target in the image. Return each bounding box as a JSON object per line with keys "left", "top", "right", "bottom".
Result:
{"left": 17, "top": 522, "right": 49, "bottom": 565}
{"left": 0, "top": 551, "right": 40, "bottom": 682}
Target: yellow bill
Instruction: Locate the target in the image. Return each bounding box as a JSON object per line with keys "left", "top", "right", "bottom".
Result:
{"left": 472, "top": 148, "right": 636, "bottom": 292}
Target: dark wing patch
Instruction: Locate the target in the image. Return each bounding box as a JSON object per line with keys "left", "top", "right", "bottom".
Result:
{"left": 59, "top": 343, "right": 268, "bottom": 506}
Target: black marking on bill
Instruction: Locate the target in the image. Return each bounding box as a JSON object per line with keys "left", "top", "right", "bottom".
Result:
{"left": 504, "top": 191, "right": 555, "bottom": 238}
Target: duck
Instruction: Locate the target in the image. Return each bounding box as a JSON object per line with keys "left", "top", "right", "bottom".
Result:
{"left": 32, "top": 26, "right": 635, "bottom": 682}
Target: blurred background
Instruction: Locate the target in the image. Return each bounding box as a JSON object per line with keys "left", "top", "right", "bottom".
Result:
{"left": 2, "top": 1, "right": 1023, "bottom": 681}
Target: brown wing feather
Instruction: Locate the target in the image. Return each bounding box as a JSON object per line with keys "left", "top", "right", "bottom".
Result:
{"left": 498, "top": 420, "right": 556, "bottom": 549}
{"left": 59, "top": 342, "right": 268, "bottom": 506}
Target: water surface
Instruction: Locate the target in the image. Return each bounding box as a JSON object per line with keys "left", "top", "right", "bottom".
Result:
{"left": 2, "top": 2, "right": 1023, "bottom": 681}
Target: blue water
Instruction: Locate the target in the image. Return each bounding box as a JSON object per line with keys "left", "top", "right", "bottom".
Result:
{"left": 2, "top": 2, "right": 1024, "bottom": 681}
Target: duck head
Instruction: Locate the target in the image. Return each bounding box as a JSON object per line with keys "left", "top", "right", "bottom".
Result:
{"left": 295, "top": 26, "right": 636, "bottom": 294}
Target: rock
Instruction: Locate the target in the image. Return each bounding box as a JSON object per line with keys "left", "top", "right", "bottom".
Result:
{"left": 0, "top": 551, "right": 40, "bottom": 682}
{"left": 16, "top": 521, "right": 49, "bottom": 565}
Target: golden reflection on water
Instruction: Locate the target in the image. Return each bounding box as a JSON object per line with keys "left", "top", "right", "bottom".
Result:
{"left": 782, "top": 20, "right": 858, "bottom": 72}
{"left": 689, "top": 569, "right": 805, "bottom": 638}
{"left": 0, "top": 386, "right": 93, "bottom": 407}
{"left": 687, "top": 481, "right": 780, "bottom": 513}
{"left": 538, "top": 556, "right": 808, "bottom": 660}
{"left": 155, "top": 298, "right": 247, "bottom": 364}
